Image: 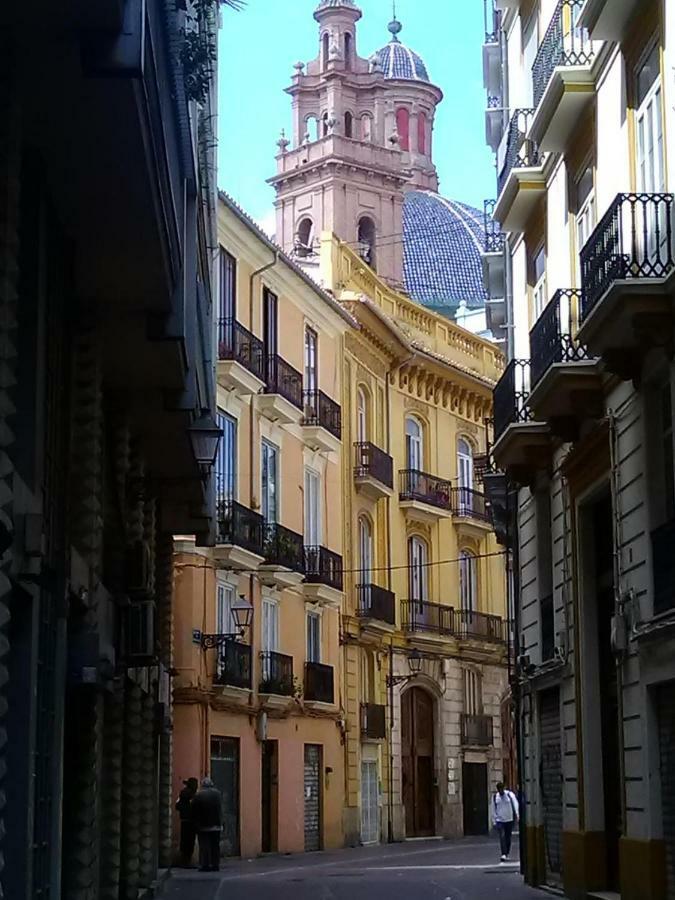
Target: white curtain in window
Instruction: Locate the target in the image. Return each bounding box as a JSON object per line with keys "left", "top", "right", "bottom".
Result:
{"left": 304, "top": 468, "right": 321, "bottom": 545}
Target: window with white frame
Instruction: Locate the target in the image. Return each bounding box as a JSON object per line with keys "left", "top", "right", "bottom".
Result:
{"left": 304, "top": 468, "right": 322, "bottom": 546}
{"left": 216, "top": 581, "right": 235, "bottom": 637}
{"left": 358, "top": 516, "right": 373, "bottom": 584}
{"left": 408, "top": 536, "right": 429, "bottom": 606}
{"left": 261, "top": 597, "right": 279, "bottom": 680}
{"left": 575, "top": 166, "right": 595, "bottom": 280}
{"left": 457, "top": 438, "right": 474, "bottom": 514}
{"left": 304, "top": 326, "right": 318, "bottom": 394}
{"left": 459, "top": 550, "right": 477, "bottom": 614}
{"left": 261, "top": 440, "right": 279, "bottom": 524}
{"left": 307, "top": 611, "right": 321, "bottom": 663}
{"left": 636, "top": 43, "right": 664, "bottom": 194}
{"left": 216, "top": 412, "right": 237, "bottom": 506}
{"left": 463, "top": 668, "right": 483, "bottom": 715}
{"left": 532, "top": 245, "right": 547, "bottom": 322}
{"left": 357, "top": 387, "right": 369, "bottom": 443}
{"left": 405, "top": 416, "right": 424, "bottom": 471}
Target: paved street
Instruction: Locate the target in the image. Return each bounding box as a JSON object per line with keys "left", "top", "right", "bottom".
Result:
{"left": 164, "top": 837, "right": 550, "bottom": 899}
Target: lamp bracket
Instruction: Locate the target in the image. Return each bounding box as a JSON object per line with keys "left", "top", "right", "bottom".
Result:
{"left": 201, "top": 632, "right": 241, "bottom": 650}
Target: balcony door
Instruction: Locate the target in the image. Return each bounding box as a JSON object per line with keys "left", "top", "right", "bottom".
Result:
{"left": 304, "top": 327, "right": 318, "bottom": 394}
{"left": 409, "top": 536, "right": 429, "bottom": 623}
{"left": 219, "top": 250, "right": 237, "bottom": 354}
{"left": 262, "top": 598, "right": 279, "bottom": 681}
{"left": 357, "top": 387, "right": 369, "bottom": 443}
{"left": 261, "top": 441, "right": 279, "bottom": 525}
{"left": 457, "top": 439, "right": 474, "bottom": 515}
{"left": 405, "top": 416, "right": 424, "bottom": 478}
{"left": 459, "top": 550, "right": 477, "bottom": 616}
{"left": 216, "top": 582, "right": 235, "bottom": 677}
{"left": 304, "top": 468, "right": 321, "bottom": 546}
{"left": 216, "top": 412, "right": 237, "bottom": 510}
{"left": 307, "top": 612, "right": 321, "bottom": 663}
{"left": 635, "top": 45, "right": 667, "bottom": 262}
{"left": 359, "top": 517, "right": 373, "bottom": 584}
{"left": 263, "top": 287, "right": 278, "bottom": 358}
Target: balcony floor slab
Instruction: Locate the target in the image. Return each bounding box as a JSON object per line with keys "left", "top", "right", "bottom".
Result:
{"left": 529, "top": 359, "right": 603, "bottom": 426}
{"left": 355, "top": 474, "right": 394, "bottom": 501}
{"left": 492, "top": 421, "right": 551, "bottom": 482}
{"left": 257, "top": 566, "right": 305, "bottom": 590}
{"left": 217, "top": 359, "right": 265, "bottom": 396}
{"left": 302, "top": 424, "right": 341, "bottom": 455}
{"left": 213, "top": 544, "right": 264, "bottom": 572}
{"left": 495, "top": 166, "right": 547, "bottom": 233}
{"left": 302, "top": 582, "right": 343, "bottom": 610}
{"left": 530, "top": 66, "right": 596, "bottom": 152}
{"left": 399, "top": 499, "right": 452, "bottom": 524}
{"left": 255, "top": 393, "right": 303, "bottom": 426}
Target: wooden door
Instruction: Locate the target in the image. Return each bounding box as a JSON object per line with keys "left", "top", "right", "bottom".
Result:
{"left": 210, "top": 737, "right": 239, "bottom": 857}
{"left": 462, "top": 763, "right": 488, "bottom": 836}
{"left": 304, "top": 744, "right": 323, "bottom": 851}
{"left": 401, "top": 687, "right": 435, "bottom": 837}
{"left": 261, "top": 740, "right": 278, "bottom": 853}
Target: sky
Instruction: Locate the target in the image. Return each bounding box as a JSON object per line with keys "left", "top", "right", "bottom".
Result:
{"left": 217, "top": 0, "right": 496, "bottom": 232}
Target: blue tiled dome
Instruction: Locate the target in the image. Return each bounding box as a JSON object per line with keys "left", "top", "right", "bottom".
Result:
{"left": 403, "top": 191, "right": 487, "bottom": 311}
{"left": 375, "top": 19, "right": 430, "bottom": 82}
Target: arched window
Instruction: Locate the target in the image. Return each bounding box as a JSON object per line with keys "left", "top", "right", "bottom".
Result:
{"left": 357, "top": 386, "right": 369, "bottom": 443}
{"left": 418, "top": 111, "right": 427, "bottom": 154}
{"left": 295, "top": 218, "right": 314, "bottom": 257}
{"left": 361, "top": 114, "right": 372, "bottom": 142}
{"left": 305, "top": 115, "right": 320, "bottom": 142}
{"left": 408, "top": 536, "right": 429, "bottom": 605}
{"left": 344, "top": 111, "right": 354, "bottom": 139}
{"left": 322, "top": 33, "right": 330, "bottom": 70}
{"left": 457, "top": 438, "right": 474, "bottom": 515}
{"left": 344, "top": 32, "right": 352, "bottom": 69}
{"left": 357, "top": 216, "right": 376, "bottom": 267}
{"left": 459, "top": 550, "right": 477, "bottom": 614}
{"left": 358, "top": 516, "right": 373, "bottom": 584}
{"left": 322, "top": 112, "right": 329, "bottom": 137}
{"left": 396, "top": 107, "right": 410, "bottom": 151}
{"left": 405, "top": 416, "right": 424, "bottom": 471}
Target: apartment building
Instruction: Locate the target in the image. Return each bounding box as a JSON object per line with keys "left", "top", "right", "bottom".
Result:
{"left": 172, "top": 194, "right": 353, "bottom": 858}
{"left": 482, "top": 0, "right": 675, "bottom": 896}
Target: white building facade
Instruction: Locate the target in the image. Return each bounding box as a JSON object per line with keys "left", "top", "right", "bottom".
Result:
{"left": 482, "top": 0, "right": 675, "bottom": 896}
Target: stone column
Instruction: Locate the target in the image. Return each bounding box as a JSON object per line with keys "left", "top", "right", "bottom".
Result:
{"left": 120, "top": 680, "right": 143, "bottom": 900}
{"left": 138, "top": 687, "right": 156, "bottom": 889}
{"left": 98, "top": 680, "right": 124, "bottom": 900}
{"left": 156, "top": 533, "right": 174, "bottom": 868}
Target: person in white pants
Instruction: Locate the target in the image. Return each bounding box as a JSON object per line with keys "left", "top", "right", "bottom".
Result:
{"left": 491, "top": 782, "right": 519, "bottom": 861}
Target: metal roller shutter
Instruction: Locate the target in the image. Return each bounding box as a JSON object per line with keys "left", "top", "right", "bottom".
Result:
{"left": 540, "top": 688, "right": 563, "bottom": 887}
{"left": 656, "top": 683, "right": 675, "bottom": 899}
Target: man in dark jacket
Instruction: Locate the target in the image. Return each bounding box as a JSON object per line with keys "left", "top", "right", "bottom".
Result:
{"left": 175, "top": 777, "right": 198, "bottom": 866}
{"left": 190, "top": 777, "right": 223, "bottom": 871}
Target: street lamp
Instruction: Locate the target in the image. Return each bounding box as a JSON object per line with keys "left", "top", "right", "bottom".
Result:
{"left": 200, "top": 595, "right": 253, "bottom": 649}
{"left": 386, "top": 647, "right": 423, "bottom": 687}
{"left": 188, "top": 408, "right": 222, "bottom": 473}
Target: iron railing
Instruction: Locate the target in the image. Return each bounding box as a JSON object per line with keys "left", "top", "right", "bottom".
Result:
{"left": 305, "top": 661, "right": 335, "bottom": 703}
{"left": 484, "top": 0, "right": 501, "bottom": 42}
{"left": 651, "top": 519, "right": 675, "bottom": 615}
{"left": 532, "top": 0, "right": 594, "bottom": 107}
{"left": 540, "top": 594, "right": 555, "bottom": 661}
{"left": 483, "top": 199, "right": 505, "bottom": 253}
{"left": 215, "top": 640, "right": 252, "bottom": 690}
{"left": 455, "top": 609, "right": 508, "bottom": 643}
{"left": 217, "top": 317, "right": 265, "bottom": 382}
{"left": 399, "top": 469, "right": 452, "bottom": 511}
{"left": 401, "top": 599, "right": 454, "bottom": 636}
{"left": 216, "top": 500, "right": 265, "bottom": 556}
{"left": 356, "top": 584, "right": 396, "bottom": 625}
{"left": 580, "top": 193, "right": 675, "bottom": 320}
{"left": 304, "top": 545, "right": 344, "bottom": 591}
{"left": 493, "top": 359, "right": 533, "bottom": 441}
{"left": 263, "top": 523, "right": 304, "bottom": 572}
{"left": 259, "top": 650, "right": 294, "bottom": 696}
{"left": 497, "top": 109, "right": 540, "bottom": 196}
{"left": 451, "top": 487, "right": 492, "bottom": 523}
{"left": 354, "top": 441, "right": 394, "bottom": 489}
{"left": 361, "top": 703, "right": 387, "bottom": 740}
{"left": 461, "top": 713, "right": 494, "bottom": 746}
{"left": 303, "top": 389, "right": 342, "bottom": 439}
{"left": 264, "top": 354, "right": 303, "bottom": 409}
{"left": 530, "top": 288, "right": 590, "bottom": 389}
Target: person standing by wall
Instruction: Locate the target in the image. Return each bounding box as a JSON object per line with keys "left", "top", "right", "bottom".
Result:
{"left": 176, "top": 777, "right": 199, "bottom": 866}
{"left": 491, "top": 781, "right": 519, "bottom": 862}
{"left": 190, "top": 777, "right": 223, "bottom": 871}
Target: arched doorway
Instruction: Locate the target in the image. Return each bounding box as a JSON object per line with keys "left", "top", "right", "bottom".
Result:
{"left": 401, "top": 686, "right": 435, "bottom": 837}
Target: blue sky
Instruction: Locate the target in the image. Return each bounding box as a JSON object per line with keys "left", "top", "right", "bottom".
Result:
{"left": 217, "top": 0, "right": 496, "bottom": 229}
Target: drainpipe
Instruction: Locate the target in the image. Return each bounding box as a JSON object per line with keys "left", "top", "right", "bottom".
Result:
{"left": 388, "top": 642, "right": 395, "bottom": 843}
{"left": 509, "top": 484, "right": 527, "bottom": 879}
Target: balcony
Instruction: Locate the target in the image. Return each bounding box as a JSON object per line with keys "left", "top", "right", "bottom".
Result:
{"left": 578, "top": 193, "right": 675, "bottom": 375}
{"left": 401, "top": 600, "right": 454, "bottom": 639}
{"left": 302, "top": 389, "right": 342, "bottom": 453}
{"left": 455, "top": 609, "right": 508, "bottom": 643}
{"left": 354, "top": 442, "right": 394, "bottom": 500}
{"left": 482, "top": 200, "right": 507, "bottom": 343}
{"left": 259, "top": 650, "right": 294, "bottom": 700}
{"left": 451, "top": 487, "right": 493, "bottom": 536}
{"left": 492, "top": 359, "right": 550, "bottom": 479}
{"left": 651, "top": 519, "right": 675, "bottom": 617}
{"left": 356, "top": 584, "right": 396, "bottom": 630}
{"left": 258, "top": 523, "right": 305, "bottom": 589}
{"left": 361, "top": 703, "right": 387, "bottom": 741}
{"left": 217, "top": 318, "right": 265, "bottom": 395}
{"left": 303, "top": 546, "right": 344, "bottom": 608}
{"left": 399, "top": 470, "right": 452, "bottom": 523}
{"left": 530, "top": 0, "right": 596, "bottom": 152}
{"left": 579, "top": 0, "right": 641, "bottom": 40}
{"left": 305, "top": 661, "right": 335, "bottom": 705}
{"left": 257, "top": 354, "right": 303, "bottom": 425}
{"left": 461, "top": 713, "right": 494, "bottom": 747}
{"left": 528, "top": 289, "right": 601, "bottom": 436}
{"left": 482, "top": 0, "right": 502, "bottom": 102}
{"left": 495, "top": 109, "right": 545, "bottom": 233}
{"left": 214, "top": 500, "right": 266, "bottom": 570}
{"left": 485, "top": 95, "right": 505, "bottom": 154}
{"left": 214, "top": 640, "right": 252, "bottom": 692}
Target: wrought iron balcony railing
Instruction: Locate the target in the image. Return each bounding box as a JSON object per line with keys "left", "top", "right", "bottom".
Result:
{"left": 304, "top": 545, "right": 344, "bottom": 591}
{"left": 263, "top": 523, "right": 304, "bottom": 572}
{"left": 401, "top": 599, "right": 454, "bottom": 636}
{"left": 497, "top": 109, "right": 540, "bottom": 197}
{"left": 217, "top": 317, "right": 265, "bottom": 382}
{"left": 356, "top": 584, "right": 396, "bottom": 625}
{"left": 361, "top": 703, "right": 387, "bottom": 740}
{"left": 493, "top": 359, "right": 533, "bottom": 441}
{"left": 461, "top": 713, "right": 494, "bottom": 746}
{"left": 532, "top": 0, "right": 594, "bottom": 108}
{"left": 354, "top": 441, "right": 394, "bottom": 489}
{"left": 483, "top": 199, "right": 505, "bottom": 254}
{"left": 259, "top": 650, "right": 294, "bottom": 696}
{"left": 529, "top": 288, "right": 590, "bottom": 389}
{"left": 651, "top": 519, "right": 675, "bottom": 616}
{"left": 264, "top": 354, "right": 303, "bottom": 410}
{"left": 540, "top": 594, "right": 555, "bottom": 661}
{"left": 302, "top": 389, "right": 342, "bottom": 439}
{"left": 580, "top": 193, "right": 675, "bottom": 321}
{"left": 305, "top": 661, "right": 335, "bottom": 703}
{"left": 484, "top": 0, "right": 501, "bottom": 42}
{"left": 451, "top": 487, "right": 492, "bottom": 523}
{"left": 455, "top": 609, "right": 508, "bottom": 643}
{"left": 215, "top": 639, "right": 252, "bottom": 690}
{"left": 217, "top": 500, "right": 265, "bottom": 555}
{"left": 399, "top": 469, "right": 452, "bottom": 511}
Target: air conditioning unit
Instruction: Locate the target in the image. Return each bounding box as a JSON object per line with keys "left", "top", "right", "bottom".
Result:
{"left": 125, "top": 540, "right": 151, "bottom": 596}
{"left": 126, "top": 600, "right": 156, "bottom": 660}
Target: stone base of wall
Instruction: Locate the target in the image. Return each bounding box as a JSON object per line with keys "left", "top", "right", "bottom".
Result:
{"left": 619, "top": 836, "right": 667, "bottom": 900}
{"left": 342, "top": 807, "right": 360, "bottom": 848}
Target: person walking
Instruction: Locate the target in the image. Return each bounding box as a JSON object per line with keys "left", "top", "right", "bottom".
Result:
{"left": 492, "top": 781, "right": 519, "bottom": 861}
{"left": 190, "top": 777, "right": 223, "bottom": 872}
{"left": 176, "top": 777, "right": 199, "bottom": 866}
